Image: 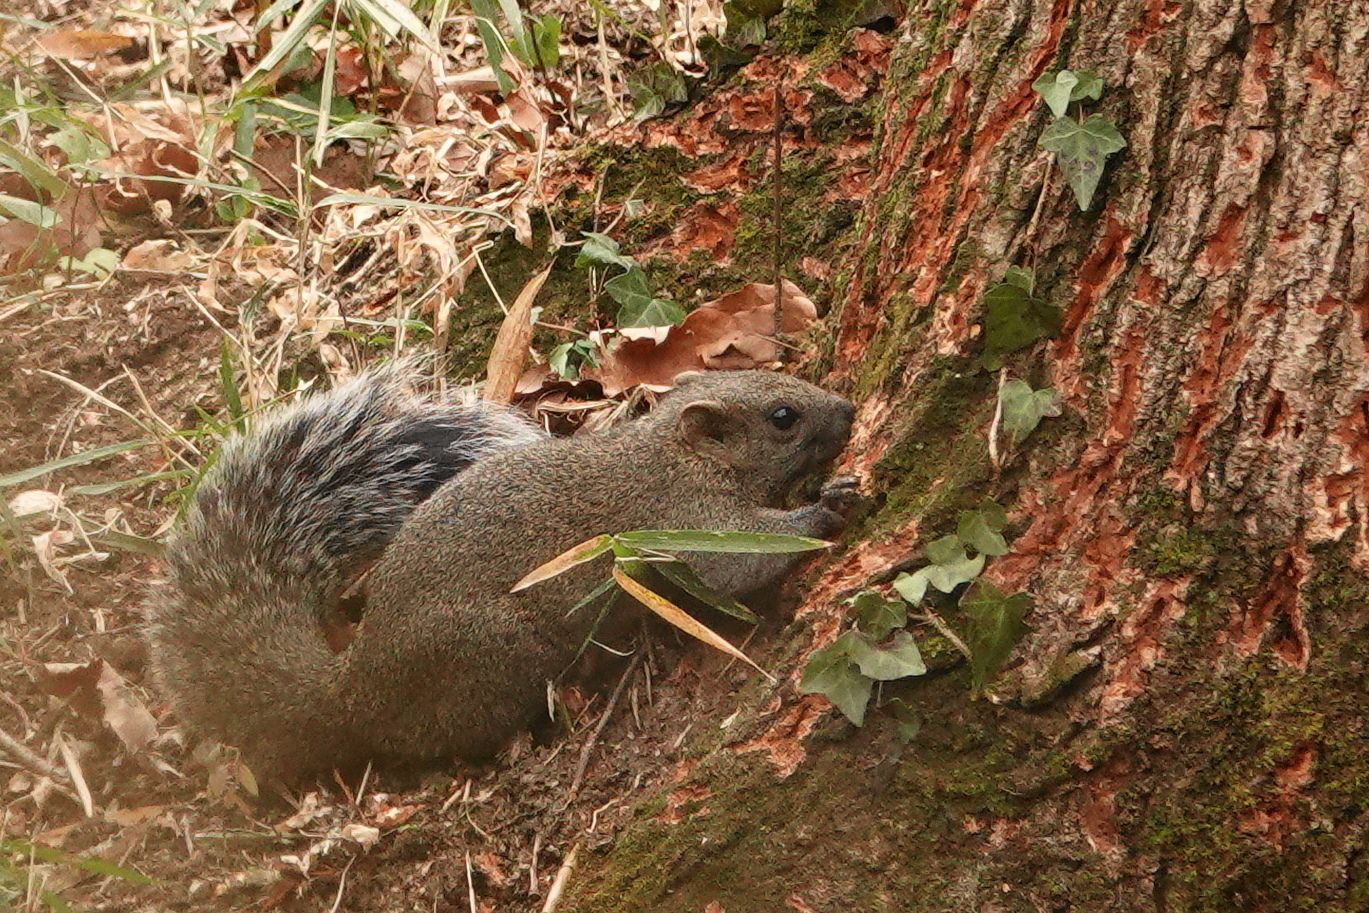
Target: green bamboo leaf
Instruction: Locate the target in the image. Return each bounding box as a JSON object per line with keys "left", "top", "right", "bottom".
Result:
{"left": 347, "top": 0, "right": 442, "bottom": 53}
{"left": 650, "top": 559, "right": 759, "bottom": 623}
{"left": 241, "top": 0, "right": 330, "bottom": 88}
{"left": 616, "top": 529, "right": 830, "bottom": 553}
{"left": 0, "top": 193, "right": 57, "bottom": 228}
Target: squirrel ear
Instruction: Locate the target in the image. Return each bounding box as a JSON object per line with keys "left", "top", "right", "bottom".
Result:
{"left": 678, "top": 400, "right": 737, "bottom": 462}
{"left": 672, "top": 370, "right": 707, "bottom": 386}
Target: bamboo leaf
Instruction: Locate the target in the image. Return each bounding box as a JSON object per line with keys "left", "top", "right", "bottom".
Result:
{"left": 651, "top": 558, "right": 759, "bottom": 624}
{"left": 613, "top": 565, "right": 773, "bottom": 680}
{"left": 616, "top": 529, "right": 830, "bottom": 553}
{"left": 512, "top": 534, "right": 613, "bottom": 592}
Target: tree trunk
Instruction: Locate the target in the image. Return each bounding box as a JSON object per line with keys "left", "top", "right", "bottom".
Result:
{"left": 565, "top": 0, "right": 1369, "bottom": 910}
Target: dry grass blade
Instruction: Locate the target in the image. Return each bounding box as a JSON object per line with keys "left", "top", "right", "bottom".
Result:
{"left": 56, "top": 734, "right": 95, "bottom": 817}
{"left": 611, "top": 566, "right": 774, "bottom": 682}
{"left": 511, "top": 534, "right": 613, "bottom": 592}
{"left": 484, "top": 263, "right": 554, "bottom": 403}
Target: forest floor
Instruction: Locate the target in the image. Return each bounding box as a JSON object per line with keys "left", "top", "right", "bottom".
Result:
{"left": 0, "top": 1, "right": 894, "bottom": 910}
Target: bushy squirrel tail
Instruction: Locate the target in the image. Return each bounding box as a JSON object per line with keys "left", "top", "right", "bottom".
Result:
{"left": 145, "top": 365, "right": 544, "bottom": 778}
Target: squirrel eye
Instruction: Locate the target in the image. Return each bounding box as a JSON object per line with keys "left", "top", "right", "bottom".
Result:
{"left": 768, "top": 406, "right": 800, "bottom": 431}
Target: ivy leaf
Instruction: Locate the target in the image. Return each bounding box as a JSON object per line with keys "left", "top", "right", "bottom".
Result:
{"left": 528, "top": 13, "right": 561, "bottom": 68}
{"left": 1069, "top": 70, "right": 1104, "bottom": 103}
{"left": 800, "top": 638, "right": 873, "bottom": 726}
{"left": 1038, "top": 114, "right": 1127, "bottom": 210}
{"left": 886, "top": 698, "right": 922, "bottom": 743}
{"left": 920, "top": 536, "right": 985, "bottom": 593}
{"left": 924, "top": 553, "right": 985, "bottom": 593}
{"left": 845, "top": 630, "right": 927, "bottom": 681}
{"left": 961, "top": 580, "right": 1031, "bottom": 691}
{"left": 980, "top": 281, "right": 1063, "bottom": 369}
{"left": 723, "top": 1, "right": 769, "bottom": 47}
{"left": 957, "top": 501, "right": 1009, "bottom": 557}
{"left": 605, "top": 268, "right": 685, "bottom": 328}
{"left": 925, "top": 534, "right": 964, "bottom": 566}
{"left": 1003, "top": 265, "right": 1035, "bottom": 294}
{"left": 1031, "top": 70, "right": 1079, "bottom": 119}
{"left": 628, "top": 62, "right": 689, "bottom": 121}
{"left": 852, "top": 590, "right": 907, "bottom": 640}
{"left": 1000, "top": 379, "right": 1062, "bottom": 445}
{"left": 549, "top": 339, "right": 599, "bottom": 380}
{"left": 893, "top": 569, "right": 930, "bottom": 605}
{"left": 575, "top": 231, "right": 634, "bottom": 271}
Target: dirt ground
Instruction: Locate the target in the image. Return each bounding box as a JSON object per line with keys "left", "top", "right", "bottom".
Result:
{"left": 0, "top": 275, "right": 824, "bottom": 911}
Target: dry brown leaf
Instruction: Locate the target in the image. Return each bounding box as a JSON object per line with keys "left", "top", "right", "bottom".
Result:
{"left": 37, "top": 30, "right": 135, "bottom": 61}
{"left": 447, "top": 66, "right": 503, "bottom": 94}
{"left": 39, "top": 659, "right": 158, "bottom": 752}
{"left": 123, "top": 239, "right": 194, "bottom": 272}
{"left": 484, "top": 263, "right": 552, "bottom": 403}
{"left": 1, "top": 194, "right": 102, "bottom": 274}
{"left": 590, "top": 280, "right": 817, "bottom": 395}
{"left": 31, "top": 529, "right": 75, "bottom": 592}
{"left": 8, "top": 489, "right": 62, "bottom": 518}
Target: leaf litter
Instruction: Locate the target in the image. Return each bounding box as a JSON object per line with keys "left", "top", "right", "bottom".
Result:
{"left": 0, "top": 2, "right": 893, "bottom": 909}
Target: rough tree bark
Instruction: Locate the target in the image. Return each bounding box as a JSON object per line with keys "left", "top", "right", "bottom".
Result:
{"left": 564, "top": 0, "right": 1368, "bottom": 910}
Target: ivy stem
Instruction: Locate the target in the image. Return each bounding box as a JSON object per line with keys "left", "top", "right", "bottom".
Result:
{"left": 987, "top": 367, "right": 1008, "bottom": 473}
{"left": 914, "top": 610, "right": 974, "bottom": 664}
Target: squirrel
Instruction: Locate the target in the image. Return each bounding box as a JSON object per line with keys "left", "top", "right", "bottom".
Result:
{"left": 145, "top": 365, "right": 857, "bottom": 780}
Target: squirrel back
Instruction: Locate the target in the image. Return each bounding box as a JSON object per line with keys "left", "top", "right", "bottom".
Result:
{"left": 147, "top": 367, "right": 854, "bottom": 780}
{"left": 145, "top": 367, "right": 545, "bottom": 777}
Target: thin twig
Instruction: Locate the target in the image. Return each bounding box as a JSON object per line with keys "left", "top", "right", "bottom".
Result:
{"left": 540, "top": 843, "right": 579, "bottom": 913}
{"left": 465, "top": 851, "right": 477, "bottom": 913}
{"left": 566, "top": 651, "right": 642, "bottom": 801}
{"left": 771, "top": 80, "right": 785, "bottom": 347}
{"left": 327, "top": 854, "right": 356, "bottom": 913}
{"left": 0, "top": 726, "right": 67, "bottom": 783}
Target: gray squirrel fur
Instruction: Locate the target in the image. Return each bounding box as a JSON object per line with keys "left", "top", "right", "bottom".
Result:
{"left": 145, "top": 365, "right": 856, "bottom": 780}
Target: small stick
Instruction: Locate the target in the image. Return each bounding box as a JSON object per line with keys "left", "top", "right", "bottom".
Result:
{"left": 530, "top": 832, "right": 542, "bottom": 897}
{"left": 465, "top": 851, "right": 477, "bottom": 913}
{"left": 567, "top": 651, "right": 642, "bottom": 800}
{"left": 771, "top": 80, "right": 785, "bottom": 346}
{"left": 541, "top": 843, "right": 579, "bottom": 913}
{"left": 0, "top": 726, "right": 67, "bottom": 783}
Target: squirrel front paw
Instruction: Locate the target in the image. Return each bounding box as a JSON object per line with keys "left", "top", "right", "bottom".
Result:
{"left": 812, "top": 475, "right": 866, "bottom": 536}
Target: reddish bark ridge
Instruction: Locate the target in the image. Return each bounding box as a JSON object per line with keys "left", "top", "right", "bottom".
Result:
{"left": 569, "top": 2, "right": 1369, "bottom": 911}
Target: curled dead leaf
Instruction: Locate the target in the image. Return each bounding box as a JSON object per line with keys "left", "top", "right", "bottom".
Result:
{"left": 39, "top": 659, "right": 158, "bottom": 753}
{"left": 590, "top": 279, "right": 817, "bottom": 395}
{"left": 36, "top": 30, "right": 136, "bottom": 61}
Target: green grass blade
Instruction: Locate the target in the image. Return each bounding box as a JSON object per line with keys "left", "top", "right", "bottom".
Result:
{"left": 0, "top": 440, "right": 151, "bottom": 489}
{"left": 241, "top": 0, "right": 330, "bottom": 89}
